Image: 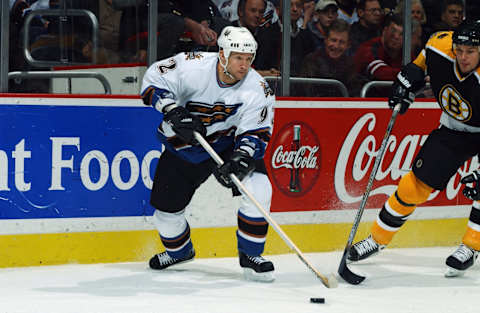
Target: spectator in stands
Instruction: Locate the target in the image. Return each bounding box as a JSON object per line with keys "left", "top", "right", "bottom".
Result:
{"left": 350, "top": 0, "right": 384, "bottom": 53}
{"left": 336, "top": 0, "right": 359, "bottom": 24}
{"left": 307, "top": 0, "right": 339, "bottom": 50}
{"left": 432, "top": 0, "right": 464, "bottom": 34}
{"left": 395, "top": 0, "right": 430, "bottom": 46}
{"left": 213, "top": 0, "right": 279, "bottom": 26}
{"left": 288, "top": 0, "right": 316, "bottom": 75}
{"left": 271, "top": 0, "right": 316, "bottom": 76}
{"left": 119, "top": 1, "right": 226, "bottom": 63}
{"left": 234, "top": 0, "right": 282, "bottom": 76}
{"left": 74, "top": 0, "right": 123, "bottom": 64}
{"left": 300, "top": 19, "right": 364, "bottom": 97}
{"left": 354, "top": 13, "right": 404, "bottom": 82}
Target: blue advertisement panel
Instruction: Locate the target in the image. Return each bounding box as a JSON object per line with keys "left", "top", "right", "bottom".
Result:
{"left": 0, "top": 103, "right": 162, "bottom": 219}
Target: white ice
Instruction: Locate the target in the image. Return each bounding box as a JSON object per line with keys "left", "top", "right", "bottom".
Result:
{"left": 1, "top": 247, "right": 478, "bottom": 313}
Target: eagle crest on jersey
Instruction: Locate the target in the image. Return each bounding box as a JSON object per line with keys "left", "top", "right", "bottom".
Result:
{"left": 186, "top": 101, "right": 242, "bottom": 126}
{"left": 157, "top": 58, "right": 177, "bottom": 75}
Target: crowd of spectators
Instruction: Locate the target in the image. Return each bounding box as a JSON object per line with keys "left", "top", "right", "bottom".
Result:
{"left": 6, "top": 0, "right": 480, "bottom": 96}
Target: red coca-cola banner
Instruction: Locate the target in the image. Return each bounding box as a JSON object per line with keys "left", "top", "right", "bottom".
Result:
{"left": 266, "top": 100, "right": 479, "bottom": 212}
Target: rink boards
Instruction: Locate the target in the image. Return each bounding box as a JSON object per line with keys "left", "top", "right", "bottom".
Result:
{"left": 0, "top": 95, "right": 477, "bottom": 267}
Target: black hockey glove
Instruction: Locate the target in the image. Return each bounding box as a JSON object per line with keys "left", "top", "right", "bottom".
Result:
{"left": 461, "top": 170, "right": 480, "bottom": 201}
{"left": 388, "top": 63, "right": 425, "bottom": 114}
{"left": 163, "top": 106, "right": 206, "bottom": 145}
{"left": 214, "top": 149, "right": 255, "bottom": 188}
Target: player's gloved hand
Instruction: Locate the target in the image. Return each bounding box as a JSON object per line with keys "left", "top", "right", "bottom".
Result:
{"left": 388, "top": 78, "right": 415, "bottom": 114}
{"left": 163, "top": 105, "right": 206, "bottom": 145}
{"left": 388, "top": 63, "right": 425, "bottom": 114}
{"left": 461, "top": 170, "right": 480, "bottom": 201}
{"left": 214, "top": 149, "right": 255, "bottom": 188}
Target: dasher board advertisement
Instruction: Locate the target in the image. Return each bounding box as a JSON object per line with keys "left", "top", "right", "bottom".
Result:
{"left": 0, "top": 96, "right": 475, "bottom": 222}
{"left": 266, "top": 99, "right": 478, "bottom": 213}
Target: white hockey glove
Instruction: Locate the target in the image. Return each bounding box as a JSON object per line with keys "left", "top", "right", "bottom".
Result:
{"left": 461, "top": 170, "right": 480, "bottom": 201}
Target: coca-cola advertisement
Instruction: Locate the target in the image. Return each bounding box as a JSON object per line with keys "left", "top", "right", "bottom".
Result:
{"left": 266, "top": 100, "right": 479, "bottom": 213}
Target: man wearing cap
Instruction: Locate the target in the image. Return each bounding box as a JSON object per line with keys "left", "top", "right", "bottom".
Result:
{"left": 307, "top": 0, "right": 339, "bottom": 50}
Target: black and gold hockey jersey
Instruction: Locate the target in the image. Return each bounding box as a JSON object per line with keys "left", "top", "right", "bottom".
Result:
{"left": 413, "top": 31, "right": 480, "bottom": 129}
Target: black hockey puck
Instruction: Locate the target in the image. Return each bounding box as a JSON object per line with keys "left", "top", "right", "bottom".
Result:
{"left": 310, "top": 297, "right": 325, "bottom": 304}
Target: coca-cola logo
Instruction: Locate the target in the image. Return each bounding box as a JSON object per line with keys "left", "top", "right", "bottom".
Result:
{"left": 269, "top": 121, "right": 321, "bottom": 197}
{"left": 334, "top": 113, "right": 480, "bottom": 204}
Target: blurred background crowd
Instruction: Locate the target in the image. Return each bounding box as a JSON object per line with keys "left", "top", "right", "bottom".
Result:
{"left": 4, "top": 0, "right": 480, "bottom": 96}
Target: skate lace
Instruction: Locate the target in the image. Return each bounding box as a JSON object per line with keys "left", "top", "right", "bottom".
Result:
{"left": 156, "top": 252, "right": 176, "bottom": 266}
{"left": 354, "top": 237, "right": 379, "bottom": 256}
{"left": 452, "top": 245, "right": 474, "bottom": 262}
{"left": 248, "top": 255, "right": 267, "bottom": 264}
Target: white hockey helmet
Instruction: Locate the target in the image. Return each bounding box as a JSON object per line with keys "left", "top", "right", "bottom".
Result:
{"left": 217, "top": 26, "right": 258, "bottom": 62}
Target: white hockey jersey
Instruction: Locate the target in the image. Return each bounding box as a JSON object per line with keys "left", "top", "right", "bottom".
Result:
{"left": 141, "top": 52, "right": 275, "bottom": 164}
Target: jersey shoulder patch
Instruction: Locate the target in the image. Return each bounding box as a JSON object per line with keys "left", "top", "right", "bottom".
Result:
{"left": 426, "top": 31, "right": 455, "bottom": 59}
{"left": 156, "top": 58, "right": 177, "bottom": 75}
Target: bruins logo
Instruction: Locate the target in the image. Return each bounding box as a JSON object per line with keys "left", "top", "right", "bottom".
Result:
{"left": 438, "top": 84, "right": 472, "bottom": 122}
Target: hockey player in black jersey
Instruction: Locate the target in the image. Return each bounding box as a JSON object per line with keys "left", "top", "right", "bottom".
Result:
{"left": 140, "top": 26, "right": 275, "bottom": 282}
{"left": 348, "top": 20, "right": 480, "bottom": 278}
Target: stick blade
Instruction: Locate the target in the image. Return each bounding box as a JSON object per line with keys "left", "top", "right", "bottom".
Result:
{"left": 338, "top": 260, "right": 365, "bottom": 285}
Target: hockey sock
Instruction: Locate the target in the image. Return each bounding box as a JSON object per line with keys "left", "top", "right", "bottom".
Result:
{"left": 462, "top": 201, "right": 480, "bottom": 251}
{"left": 372, "top": 171, "right": 433, "bottom": 245}
{"left": 152, "top": 209, "right": 193, "bottom": 259}
{"left": 237, "top": 211, "right": 268, "bottom": 256}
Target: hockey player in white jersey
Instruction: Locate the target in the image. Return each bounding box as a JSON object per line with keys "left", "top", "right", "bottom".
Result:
{"left": 140, "top": 26, "right": 275, "bottom": 282}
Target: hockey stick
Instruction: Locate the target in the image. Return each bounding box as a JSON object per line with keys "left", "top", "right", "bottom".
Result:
{"left": 194, "top": 132, "right": 338, "bottom": 288}
{"left": 338, "top": 104, "right": 401, "bottom": 285}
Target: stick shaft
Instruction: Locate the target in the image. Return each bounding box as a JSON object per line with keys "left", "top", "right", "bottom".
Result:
{"left": 194, "top": 132, "right": 336, "bottom": 288}
{"left": 339, "top": 104, "right": 401, "bottom": 271}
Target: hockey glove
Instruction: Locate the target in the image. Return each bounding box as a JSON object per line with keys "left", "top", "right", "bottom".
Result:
{"left": 163, "top": 106, "right": 206, "bottom": 145}
{"left": 388, "top": 63, "right": 425, "bottom": 114}
{"left": 214, "top": 149, "right": 255, "bottom": 188}
{"left": 461, "top": 170, "right": 480, "bottom": 201}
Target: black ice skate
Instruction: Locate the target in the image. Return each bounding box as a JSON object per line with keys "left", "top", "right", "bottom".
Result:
{"left": 445, "top": 244, "right": 478, "bottom": 277}
{"left": 239, "top": 252, "right": 275, "bottom": 282}
{"left": 149, "top": 249, "right": 195, "bottom": 270}
{"left": 348, "top": 235, "right": 386, "bottom": 262}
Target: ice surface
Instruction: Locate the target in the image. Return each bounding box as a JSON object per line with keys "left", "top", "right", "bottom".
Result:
{"left": 0, "top": 247, "right": 478, "bottom": 313}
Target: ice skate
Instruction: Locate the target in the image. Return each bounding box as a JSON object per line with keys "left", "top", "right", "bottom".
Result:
{"left": 348, "top": 235, "right": 386, "bottom": 262}
{"left": 149, "top": 249, "right": 195, "bottom": 270}
{"left": 239, "top": 252, "right": 275, "bottom": 282}
{"left": 445, "top": 244, "right": 478, "bottom": 277}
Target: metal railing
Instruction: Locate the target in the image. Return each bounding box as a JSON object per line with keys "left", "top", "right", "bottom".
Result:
{"left": 265, "top": 77, "right": 349, "bottom": 98}
{"left": 23, "top": 9, "right": 99, "bottom": 67}
{"left": 360, "top": 81, "right": 394, "bottom": 98}
{"left": 8, "top": 71, "right": 112, "bottom": 94}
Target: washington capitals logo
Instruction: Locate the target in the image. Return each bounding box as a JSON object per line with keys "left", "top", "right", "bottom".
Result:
{"left": 186, "top": 101, "right": 242, "bottom": 126}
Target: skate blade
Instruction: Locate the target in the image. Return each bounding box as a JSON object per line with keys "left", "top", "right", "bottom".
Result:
{"left": 243, "top": 268, "right": 275, "bottom": 282}
{"left": 444, "top": 266, "right": 465, "bottom": 278}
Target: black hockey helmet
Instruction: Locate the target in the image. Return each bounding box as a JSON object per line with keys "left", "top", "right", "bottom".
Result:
{"left": 453, "top": 20, "right": 480, "bottom": 46}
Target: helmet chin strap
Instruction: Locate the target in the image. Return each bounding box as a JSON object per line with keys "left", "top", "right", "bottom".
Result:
{"left": 220, "top": 54, "right": 236, "bottom": 81}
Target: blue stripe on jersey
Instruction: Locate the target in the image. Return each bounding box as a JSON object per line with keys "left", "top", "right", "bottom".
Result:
{"left": 157, "top": 132, "right": 234, "bottom": 163}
